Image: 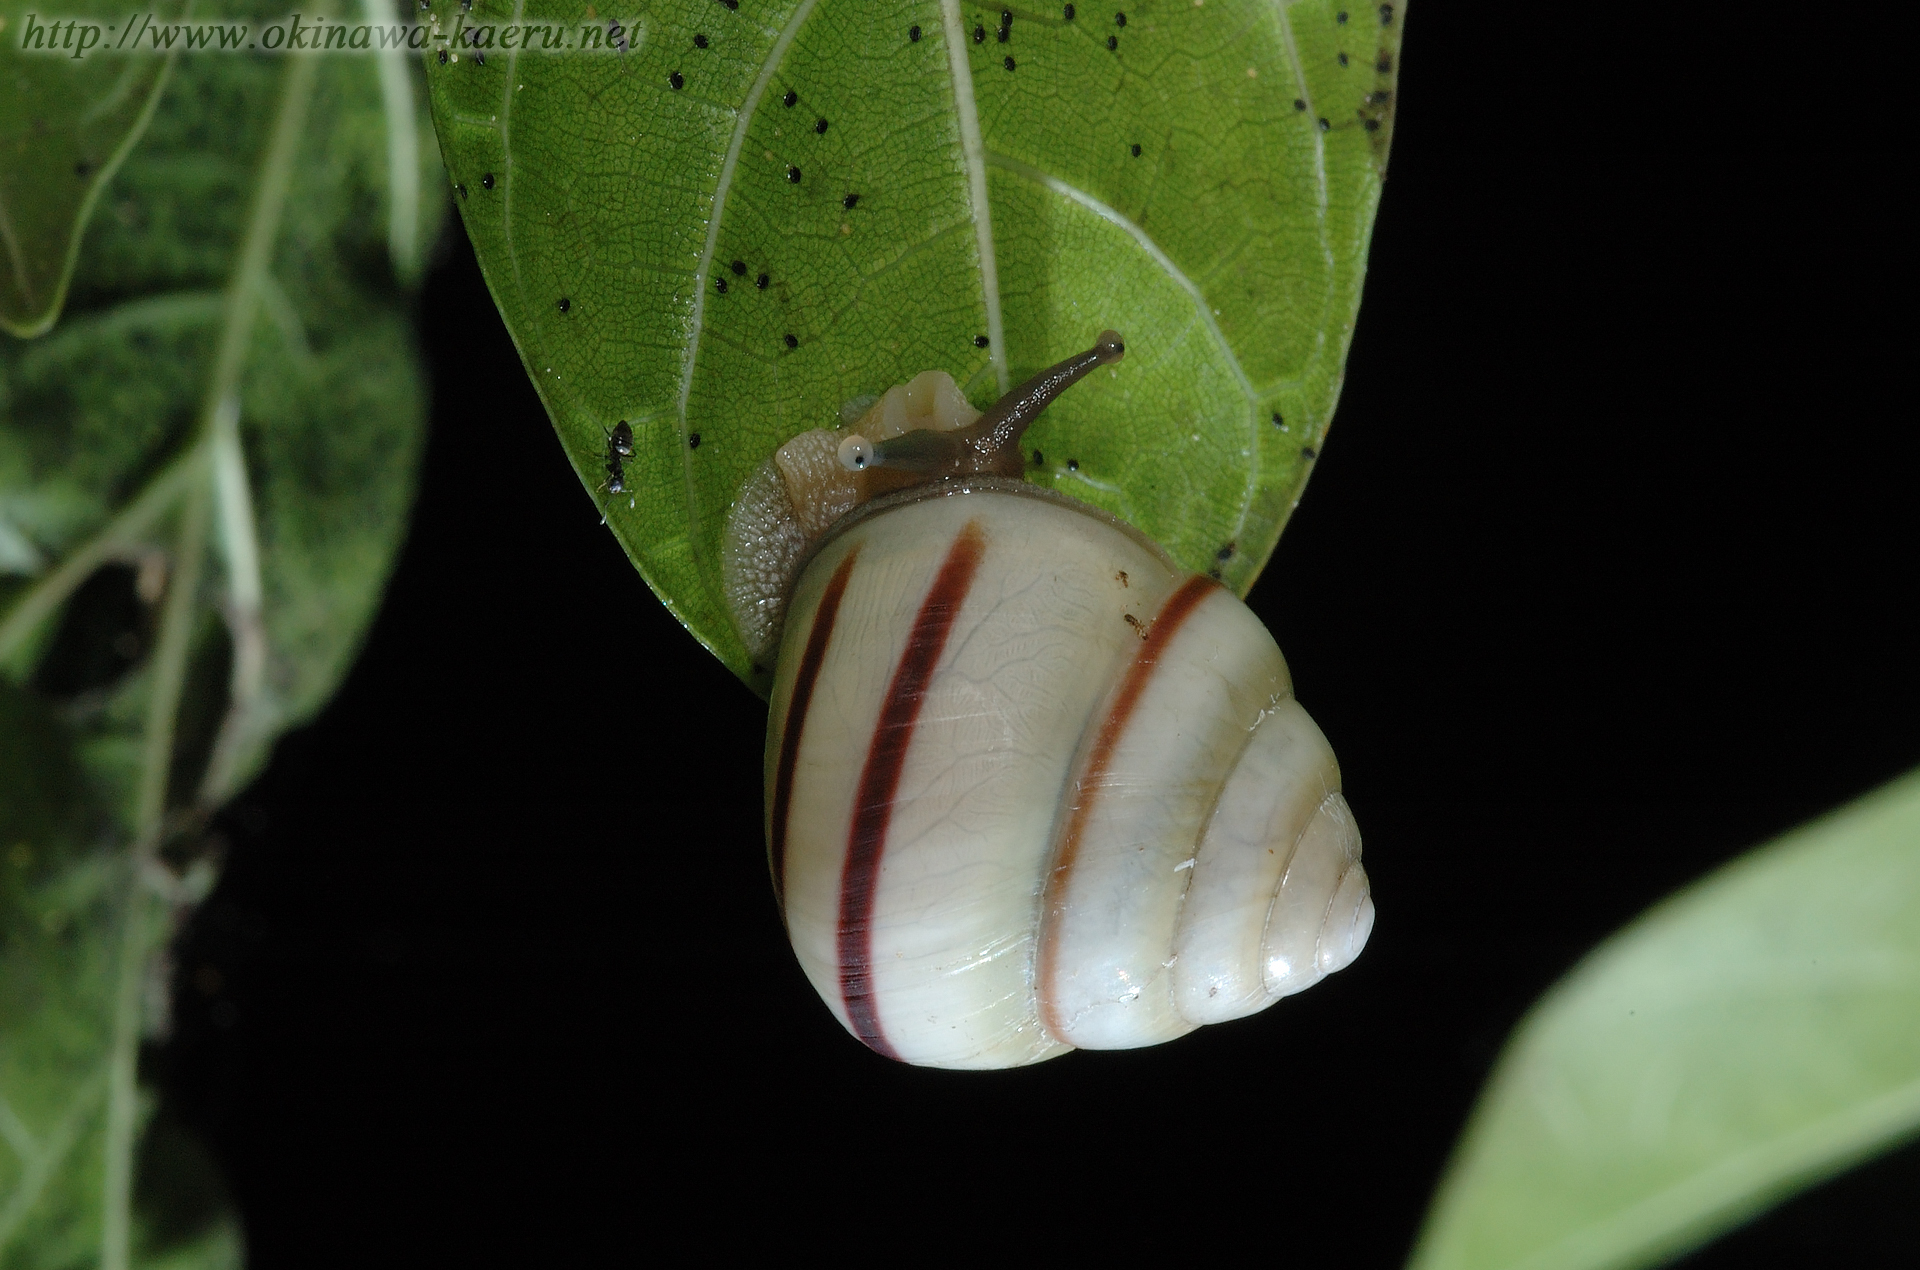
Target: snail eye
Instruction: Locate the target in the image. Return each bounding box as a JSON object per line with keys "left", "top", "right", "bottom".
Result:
{"left": 837, "top": 435, "right": 874, "bottom": 471}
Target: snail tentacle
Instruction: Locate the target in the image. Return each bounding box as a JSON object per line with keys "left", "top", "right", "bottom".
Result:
{"left": 835, "top": 331, "right": 1127, "bottom": 480}
{"left": 965, "top": 328, "right": 1125, "bottom": 474}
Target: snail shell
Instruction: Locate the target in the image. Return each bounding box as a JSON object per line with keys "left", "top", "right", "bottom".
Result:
{"left": 726, "top": 336, "right": 1373, "bottom": 1069}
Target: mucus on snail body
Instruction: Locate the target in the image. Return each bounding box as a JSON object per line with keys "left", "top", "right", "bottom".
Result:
{"left": 722, "top": 333, "right": 1373, "bottom": 1069}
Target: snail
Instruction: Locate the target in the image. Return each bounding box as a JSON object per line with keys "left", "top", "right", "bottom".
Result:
{"left": 720, "top": 333, "right": 1374, "bottom": 1069}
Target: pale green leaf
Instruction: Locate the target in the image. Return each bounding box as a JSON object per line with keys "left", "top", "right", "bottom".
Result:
{"left": 424, "top": 0, "right": 1402, "bottom": 687}
{"left": 0, "top": 0, "right": 183, "bottom": 337}
{"left": 1, "top": 2, "right": 443, "bottom": 1261}
{"left": 1409, "top": 770, "right": 1920, "bottom": 1270}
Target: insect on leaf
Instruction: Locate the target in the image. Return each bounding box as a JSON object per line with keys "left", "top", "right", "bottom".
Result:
{"left": 424, "top": 0, "right": 1403, "bottom": 689}
{"left": 1408, "top": 770, "right": 1920, "bottom": 1270}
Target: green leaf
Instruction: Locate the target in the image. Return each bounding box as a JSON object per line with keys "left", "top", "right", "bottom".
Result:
{"left": 0, "top": 686, "right": 241, "bottom": 1270}
{"left": 424, "top": 0, "right": 1401, "bottom": 687}
{"left": 0, "top": 0, "right": 183, "bottom": 338}
{"left": 1, "top": 3, "right": 444, "bottom": 1262}
{"left": 1409, "top": 770, "right": 1920, "bottom": 1270}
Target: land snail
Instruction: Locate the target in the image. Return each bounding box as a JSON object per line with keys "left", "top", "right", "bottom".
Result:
{"left": 721, "top": 332, "right": 1374, "bottom": 1069}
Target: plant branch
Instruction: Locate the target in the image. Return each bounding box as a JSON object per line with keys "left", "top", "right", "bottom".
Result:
{"left": 98, "top": 31, "right": 326, "bottom": 1265}
{"left": 193, "top": 22, "right": 324, "bottom": 806}
{"left": 365, "top": 0, "right": 422, "bottom": 281}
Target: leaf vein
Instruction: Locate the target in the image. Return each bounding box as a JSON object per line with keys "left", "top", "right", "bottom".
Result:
{"left": 983, "top": 150, "right": 1261, "bottom": 532}
{"left": 941, "top": 0, "right": 1005, "bottom": 395}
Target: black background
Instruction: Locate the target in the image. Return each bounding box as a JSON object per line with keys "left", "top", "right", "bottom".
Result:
{"left": 157, "top": 5, "right": 1915, "bottom": 1266}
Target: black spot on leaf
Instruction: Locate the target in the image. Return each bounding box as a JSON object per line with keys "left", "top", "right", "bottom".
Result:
{"left": 1004, "top": 55, "right": 1015, "bottom": 70}
{"left": 787, "top": 166, "right": 802, "bottom": 183}
{"left": 1130, "top": 143, "right": 1141, "bottom": 157}
{"left": 1107, "top": 34, "right": 1117, "bottom": 50}
{"left": 756, "top": 273, "right": 769, "bottom": 289}
{"left": 482, "top": 172, "right": 495, "bottom": 189}
{"left": 1114, "top": 10, "right": 1126, "bottom": 27}
{"left": 1338, "top": 51, "right": 1349, "bottom": 66}
{"left": 784, "top": 333, "right": 799, "bottom": 349}
{"left": 1293, "top": 98, "right": 1306, "bottom": 110}
{"left": 815, "top": 117, "right": 828, "bottom": 134}
{"left": 1380, "top": 4, "right": 1394, "bottom": 25}
{"left": 842, "top": 193, "right": 860, "bottom": 209}
{"left": 782, "top": 89, "right": 797, "bottom": 107}
{"left": 973, "top": 334, "right": 989, "bottom": 347}
{"left": 1067, "top": 458, "right": 1079, "bottom": 471}
{"left": 1064, "top": 3, "right": 1076, "bottom": 17}
{"left": 669, "top": 71, "right": 685, "bottom": 90}
{"left": 557, "top": 297, "right": 571, "bottom": 313}
{"left": 689, "top": 433, "right": 702, "bottom": 449}
{"left": 1301, "top": 446, "right": 1317, "bottom": 459}
{"left": 909, "top": 24, "right": 921, "bottom": 41}
{"left": 438, "top": 49, "right": 448, "bottom": 63}
{"left": 730, "top": 259, "right": 747, "bottom": 276}
{"left": 1318, "top": 117, "right": 1330, "bottom": 131}
{"left": 1337, "top": 9, "right": 1348, "bottom": 21}
{"left": 974, "top": 24, "right": 985, "bottom": 43}
{"left": 694, "top": 33, "right": 709, "bottom": 48}
{"left": 715, "top": 277, "right": 728, "bottom": 294}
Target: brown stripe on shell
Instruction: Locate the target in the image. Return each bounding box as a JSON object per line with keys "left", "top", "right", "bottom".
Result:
{"left": 769, "top": 548, "right": 861, "bottom": 904}
{"left": 1035, "top": 573, "right": 1221, "bottom": 1040}
{"left": 838, "top": 521, "right": 988, "bottom": 1058}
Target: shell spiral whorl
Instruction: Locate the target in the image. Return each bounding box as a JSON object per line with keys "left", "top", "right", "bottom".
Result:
{"left": 765, "top": 481, "right": 1373, "bottom": 1069}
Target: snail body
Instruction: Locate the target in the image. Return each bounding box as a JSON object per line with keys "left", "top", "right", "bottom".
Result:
{"left": 724, "top": 335, "right": 1373, "bottom": 1069}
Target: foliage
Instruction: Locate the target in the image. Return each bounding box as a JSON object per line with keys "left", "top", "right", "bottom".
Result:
{"left": 1410, "top": 771, "right": 1920, "bottom": 1270}
{"left": 0, "top": 0, "right": 184, "bottom": 338}
{"left": 0, "top": 2, "right": 442, "bottom": 1262}
{"left": 424, "top": 0, "right": 1402, "bottom": 688}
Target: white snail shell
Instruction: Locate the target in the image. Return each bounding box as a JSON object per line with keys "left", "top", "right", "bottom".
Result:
{"left": 730, "top": 339, "right": 1373, "bottom": 1069}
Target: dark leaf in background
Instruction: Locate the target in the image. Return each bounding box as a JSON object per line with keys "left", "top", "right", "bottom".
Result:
{"left": 0, "top": 1, "right": 442, "bottom": 1261}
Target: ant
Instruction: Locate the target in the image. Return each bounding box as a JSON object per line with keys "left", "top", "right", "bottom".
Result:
{"left": 599, "top": 420, "right": 637, "bottom": 515}
{"left": 601, "top": 420, "right": 635, "bottom": 494}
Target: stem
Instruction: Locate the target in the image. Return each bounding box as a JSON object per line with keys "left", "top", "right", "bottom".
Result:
{"left": 193, "top": 16, "right": 324, "bottom": 804}
{"left": 100, "top": 468, "right": 207, "bottom": 1270}
{"left": 364, "top": 0, "right": 422, "bottom": 280}
{"left": 97, "top": 32, "right": 325, "bottom": 1266}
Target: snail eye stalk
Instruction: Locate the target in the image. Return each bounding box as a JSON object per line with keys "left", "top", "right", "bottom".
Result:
{"left": 837, "top": 428, "right": 970, "bottom": 475}
{"left": 967, "top": 330, "right": 1126, "bottom": 475}
{"left": 838, "top": 331, "right": 1127, "bottom": 481}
